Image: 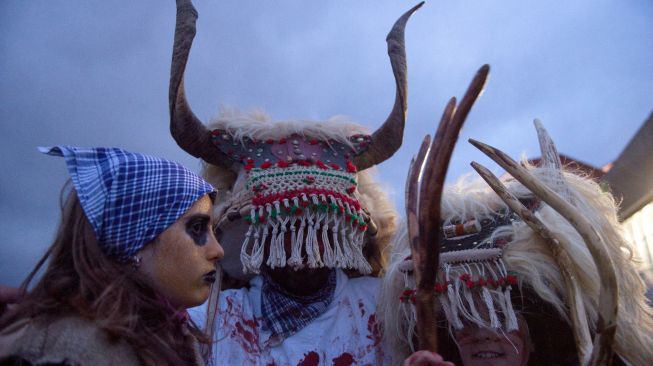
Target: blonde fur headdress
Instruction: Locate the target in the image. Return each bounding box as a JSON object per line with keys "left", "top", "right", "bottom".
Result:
{"left": 380, "top": 131, "right": 653, "bottom": 366}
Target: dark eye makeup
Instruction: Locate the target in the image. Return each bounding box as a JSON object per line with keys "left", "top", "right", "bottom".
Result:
{"left": 185, "top": 214, "right": 211, "bottom": 246}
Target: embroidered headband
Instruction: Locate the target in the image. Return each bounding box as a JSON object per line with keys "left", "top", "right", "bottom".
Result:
{"left": 40, "top": 146, "right": 216, "bottom": 262}
{"left": 399, "top": 199, "right": 540, "bottom": 332}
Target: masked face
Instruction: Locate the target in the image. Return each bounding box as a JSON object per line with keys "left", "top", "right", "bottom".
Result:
{"left": 455, "top": 316, "right": 530, "bottom": 366}
{"left": 138, "top": 194, "right": 224, "bottom": 309}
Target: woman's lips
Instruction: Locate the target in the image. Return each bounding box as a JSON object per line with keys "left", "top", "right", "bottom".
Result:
{"left": 203, "top": 270, "right": 217, "bottom": 284}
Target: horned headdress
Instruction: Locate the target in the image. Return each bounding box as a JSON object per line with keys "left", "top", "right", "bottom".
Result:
{"left": 381, "top": 120, "right": 653, "bottom": 365}
{"left": 169, "top": 0, "right": 423, "bottom": 279}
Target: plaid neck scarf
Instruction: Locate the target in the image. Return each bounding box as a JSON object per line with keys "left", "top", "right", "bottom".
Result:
{"left": 261, "top": 270, "right": 337, "bottom": 341}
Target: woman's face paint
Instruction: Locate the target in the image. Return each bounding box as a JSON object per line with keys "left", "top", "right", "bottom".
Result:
{"left": 455, "top": 315, "right": 530, "bottom": 366}
{"left": 138, "top": 194, "right": 224, "bottom": 309}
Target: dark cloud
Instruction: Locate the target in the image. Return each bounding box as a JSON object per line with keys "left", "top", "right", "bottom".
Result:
{"left": 1, "top": 0, "right": 652, "bottom": 285}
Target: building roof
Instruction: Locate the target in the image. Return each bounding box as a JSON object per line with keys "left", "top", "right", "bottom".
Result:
{"left": 603, "top": 111, "right": 653, "bottom": 220}
{"left": 530, "top": 155, "right": 606, "bottom": 181}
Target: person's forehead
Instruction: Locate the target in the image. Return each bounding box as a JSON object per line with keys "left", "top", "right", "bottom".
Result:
{"left": 183, "top": 195, "right": 214, "bottom": 217}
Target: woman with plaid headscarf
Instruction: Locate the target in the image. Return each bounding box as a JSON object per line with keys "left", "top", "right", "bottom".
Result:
{"left": 0, "top": 146, "right": 224, "bottom": 366}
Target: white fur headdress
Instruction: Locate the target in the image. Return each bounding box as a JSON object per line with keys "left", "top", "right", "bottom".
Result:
{"left": 380, "top": 153, "right": 653, "bottom": 366}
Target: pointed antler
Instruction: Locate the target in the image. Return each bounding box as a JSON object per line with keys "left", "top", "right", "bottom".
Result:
{"left": 170, "top": 0, "right": 232, "bottom": 168}
{"left": 406, "top": 64, "right": 489, "bottom": 351}
{"left": 469, "top": 138, "right": 618, "bottom": 366}
{"left": 534, "top": 119, "right": 573, "bottom": 201}
{"left": 354, "top": 2, "right": 423, "bottom": 170}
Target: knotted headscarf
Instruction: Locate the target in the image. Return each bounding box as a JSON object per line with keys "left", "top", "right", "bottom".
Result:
{"left": 40, "top": 146, "right": 215, "bottom": 262}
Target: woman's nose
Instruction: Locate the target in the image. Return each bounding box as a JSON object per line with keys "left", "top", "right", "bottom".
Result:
{"left": 206, "top": 234, "right": 225, "bottom": 262}
{"left": 474, "top": 327, "right": 501, "bottom": 342}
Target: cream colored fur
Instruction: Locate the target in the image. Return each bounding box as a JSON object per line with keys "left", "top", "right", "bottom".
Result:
{"left": 380, "top": 165, "right": 653, "bottom": 365}
{"left": 208, "top": 108, "right": 367, "bottom": 147}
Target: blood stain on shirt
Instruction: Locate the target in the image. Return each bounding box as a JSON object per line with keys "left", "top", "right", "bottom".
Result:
{"left": 366, "top": 314, "right": 381, "bottom": 345}
{"left": 234, "top": 321, "right": 258, "bottom": 353}
{"left": 358, "top": 300, "right": 366, "bottom": 317}
{"left": 297, "top": 351, "right": 320, "bottom": 366}
{"left": 332, "top": 352, "right": 354, "bottom": 366}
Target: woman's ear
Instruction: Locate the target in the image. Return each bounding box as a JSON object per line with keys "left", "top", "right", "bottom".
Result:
{"left": 135, "top": 241, "right": 158, "bottom": 279}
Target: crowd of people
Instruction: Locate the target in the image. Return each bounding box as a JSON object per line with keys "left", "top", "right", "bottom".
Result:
{"left": 1, "top": 1, "right": 652, "bottom": 365}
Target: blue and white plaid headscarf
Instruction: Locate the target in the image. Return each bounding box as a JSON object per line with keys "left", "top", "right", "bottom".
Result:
{"left": 40, "top": 146, "right": 216, "bottom": 262}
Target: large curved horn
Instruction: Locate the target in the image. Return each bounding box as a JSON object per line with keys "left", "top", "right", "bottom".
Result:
{"left": 170, "top": 0, "right": 232, "bottom": 168}
{"left": 354, "top": 2, "right": 423, "bottom": 171}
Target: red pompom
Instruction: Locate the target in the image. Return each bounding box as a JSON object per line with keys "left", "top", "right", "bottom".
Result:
{"left": 346, "top": 161, "right": 357, "bottom": 173}
{"left": 506, "top": 275, "right": 517, "bottom": 285}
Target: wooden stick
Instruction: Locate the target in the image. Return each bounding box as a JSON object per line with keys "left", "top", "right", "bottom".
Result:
{"left": 405, "top": 64, "right": 489, "bottom": 352}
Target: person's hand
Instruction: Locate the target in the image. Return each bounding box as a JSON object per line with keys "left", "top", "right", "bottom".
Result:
{"left": 403, "top": 350, "right": 455, "bottom": 366}
{"left": 0, "top": 285, "right": 21, "bottom": 315}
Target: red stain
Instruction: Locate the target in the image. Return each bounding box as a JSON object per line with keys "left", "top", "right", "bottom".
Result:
{"left": 332, "top": 352, "right": 355, "bottom": 366}
{"left": 222, "top": 295, "right": 260, "bottom": 356}
{"left": 234, "top": 321, "right": 258, "bottom": 353}
{"left": 358, "top": 300, "right": 366, "bottom": 317}
{"left": 243, "top": 316, "right": 258, "bottom": 329}
{"left": 225, "top": 296, "right": 235, "bottom": 313}
{"left": 298, "top": 351, "right": 320, "bottom": 366}
{"left": 366, "top": 313, "right": 382, "bottom": 347}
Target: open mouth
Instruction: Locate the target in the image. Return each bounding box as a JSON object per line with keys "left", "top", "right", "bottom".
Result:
{"left": 203, "top": 270, "right": 217, "bottom": 284}
{"left": 472, "top": 351, "right": 505, "bottom": 359}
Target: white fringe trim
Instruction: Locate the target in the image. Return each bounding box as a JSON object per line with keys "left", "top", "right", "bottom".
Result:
{"left": 240, "top": 200, "right": 371, "bottom": 274}
{"left": 400, "top": 255, "right": 518, "bottom": 334}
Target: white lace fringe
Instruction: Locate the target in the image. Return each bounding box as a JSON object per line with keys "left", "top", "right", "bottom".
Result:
{"left": 241, "top": 195, "right": 371, "bottom": 274}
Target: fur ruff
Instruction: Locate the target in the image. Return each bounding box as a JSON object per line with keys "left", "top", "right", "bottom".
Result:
{"left": 208, "top": 108, "right": 368, "bottom": 147}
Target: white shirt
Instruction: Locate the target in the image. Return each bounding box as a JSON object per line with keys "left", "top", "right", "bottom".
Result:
{"left": 190, "top": 269, "right": 389, "bottom": 366}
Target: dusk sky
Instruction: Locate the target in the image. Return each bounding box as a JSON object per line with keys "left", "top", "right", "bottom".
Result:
{"left": 1, "top": 0, "right": 652, "bottom": 285}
